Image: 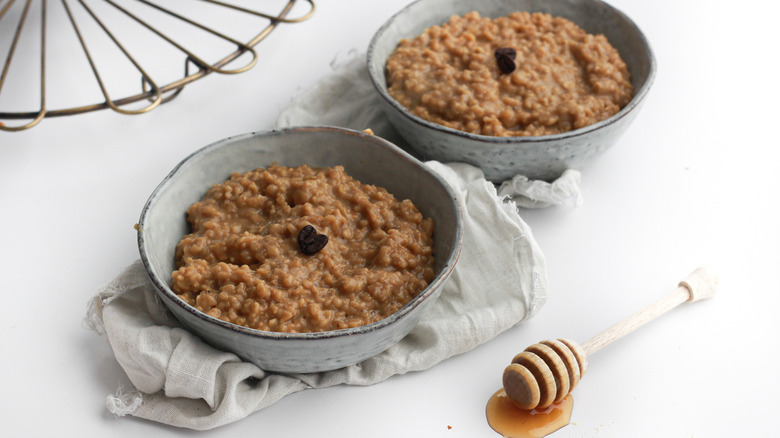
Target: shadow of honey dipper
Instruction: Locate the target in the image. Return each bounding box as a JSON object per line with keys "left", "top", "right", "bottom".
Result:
{"left": 503, "top": 266, "right": 720, "bottom": 410}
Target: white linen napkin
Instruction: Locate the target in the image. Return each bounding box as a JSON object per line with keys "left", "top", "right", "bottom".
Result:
{"left": 83, "top": 51, "right": 577, "bottom": 431}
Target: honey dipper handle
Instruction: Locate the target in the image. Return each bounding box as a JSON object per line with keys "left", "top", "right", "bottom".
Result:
{"left": 581, "top": 266, "right": 719, "bottom": 356}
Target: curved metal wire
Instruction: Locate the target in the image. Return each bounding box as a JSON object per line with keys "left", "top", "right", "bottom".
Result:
{"left": 64, "top": 0, "right": 164, "bottom": 115}
{"left": 0, "top": 0, "right": 47, "bottom": 131}
{"left": 0, "top": 0, "right": 315, "bottom": 132}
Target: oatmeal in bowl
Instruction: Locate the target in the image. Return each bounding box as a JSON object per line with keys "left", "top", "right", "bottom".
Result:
{"left": 385, "top": 10, "right": 634, "bottom": 137}
{"left": 368, "top": 0, "right": 656, "bottom": 181}
{"left": 172, "top": 163, "right": 436, "bottom": 334}
{"left": 137, "top": 126, "right": 463, "bottom": 372}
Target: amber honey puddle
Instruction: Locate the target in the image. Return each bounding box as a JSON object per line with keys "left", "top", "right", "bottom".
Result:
{"left": 486, "top": 389, "right": 573, "bottom": 438}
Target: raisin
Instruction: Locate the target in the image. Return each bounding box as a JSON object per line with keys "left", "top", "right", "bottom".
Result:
{"left": 495, "top": 47, "right": 517, "bottom": 74}
{"left": 298, "top": 225, "right": 328, "bottom": 255}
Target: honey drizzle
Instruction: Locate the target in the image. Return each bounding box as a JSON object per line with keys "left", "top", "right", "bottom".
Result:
{"left": 486, "top": 389, "right": 573, "bottom": 438}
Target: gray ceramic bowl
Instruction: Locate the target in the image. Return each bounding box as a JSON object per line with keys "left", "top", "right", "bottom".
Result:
{"left": 368, "top": 0, "right": 656, "bottom": 182}
{"left": 137, "top": 126, "right": 463, "bottom": 373}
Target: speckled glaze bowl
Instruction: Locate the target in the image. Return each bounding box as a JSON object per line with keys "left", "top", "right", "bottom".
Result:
{"left": 367, "top": 0, "right": 656, "bottom": 182}
{"left": 137, "top": 126, "right": 463, "bottom": 373}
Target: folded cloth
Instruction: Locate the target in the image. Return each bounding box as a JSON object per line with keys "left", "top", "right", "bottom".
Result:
{"left": 84, "top": 51, "right": 565, "bottom": 431}
{"left": 85, "top": 161, "right": 548, "bottom": 430}
{"left": 276, "top": 51, "right": 583, "bottom": 209}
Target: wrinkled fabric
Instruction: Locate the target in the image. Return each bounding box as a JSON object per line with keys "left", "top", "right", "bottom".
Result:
{"left": 86, "top": 161, "right": 548, "bottom": 430}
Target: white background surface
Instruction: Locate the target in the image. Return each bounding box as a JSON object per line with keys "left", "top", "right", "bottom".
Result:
{"left": 2, "top": 0, "right": 779, "bottom": 436}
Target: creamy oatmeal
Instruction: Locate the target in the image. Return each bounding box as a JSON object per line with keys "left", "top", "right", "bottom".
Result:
{"left": 386, "top": 11, "right": 633, "bottom": 137}
{"left": 172, "top": 164, "right": 435, "bottom": 333}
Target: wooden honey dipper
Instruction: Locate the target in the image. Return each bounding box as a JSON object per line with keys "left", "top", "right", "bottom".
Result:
{"left": 502, "top": 266, "right": 719, "bottom": 410}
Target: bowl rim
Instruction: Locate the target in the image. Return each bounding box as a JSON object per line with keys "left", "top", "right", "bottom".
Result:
{"left": 137, "top": 125, "right": 464, "bottom": 342}
{"left": 366, "top": 0, "right": 657, "bottom": 145}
